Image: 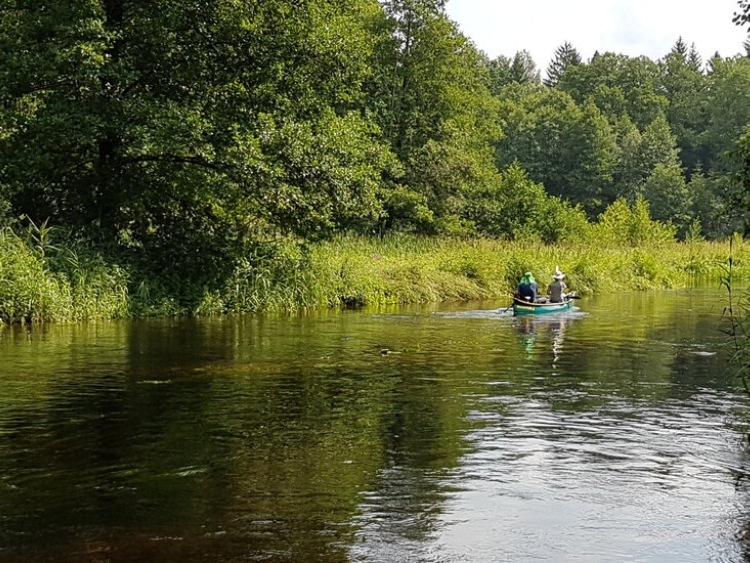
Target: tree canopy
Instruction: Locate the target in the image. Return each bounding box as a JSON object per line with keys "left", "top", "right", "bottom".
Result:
{"left": 0, "top": 0, "right": 748, "bottom": 302}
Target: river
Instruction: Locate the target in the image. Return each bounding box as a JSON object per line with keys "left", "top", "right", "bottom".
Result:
{"left": 1, "top": 288, "right": 749, "bottom": 562}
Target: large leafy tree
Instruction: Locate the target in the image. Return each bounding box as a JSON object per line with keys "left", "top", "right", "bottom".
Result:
{"left": 366, "top": 0, "right": 501, "bottom": 234}
{"left": 0, "top": 0, "right": 393, "bottom": 284}
{"left": 558, "top": 52, "right": 668, "bottom": 129}
{"left": 495, "top": 84, "right": 616, "bottom": 213}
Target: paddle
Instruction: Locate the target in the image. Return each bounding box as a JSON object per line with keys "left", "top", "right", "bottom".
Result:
{"left": 500, "top": 294, "right": 525, "bottom": 313}
{"left": 564, "top": 292, "right": 581, "bottom": 300}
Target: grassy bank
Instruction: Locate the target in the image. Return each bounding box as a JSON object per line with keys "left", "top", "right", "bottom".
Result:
{"left": 0, "top": 225, "right": 746, "bottom": 323}
{"left": 297, "top": 235, "right": 745, "bottom": 309}
{"left": 175, "top": 233, "right": 748, "bottom": 315}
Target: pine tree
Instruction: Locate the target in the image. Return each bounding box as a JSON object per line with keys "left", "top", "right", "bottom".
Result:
{"left": 509, "top": 50, "right": 540, "bottom": 84}
{"left": 544, "top": 42, "right": 582, "bottom": 87}
{"left": 687, "top": 43, "right": 702, "bottom": 71}
{"left": 671, "top": 36, "right": 688, "bottom": 57}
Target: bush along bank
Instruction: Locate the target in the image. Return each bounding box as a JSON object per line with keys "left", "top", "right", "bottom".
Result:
{"left": 0, "top": 216, "right": 746, "bottom": 324}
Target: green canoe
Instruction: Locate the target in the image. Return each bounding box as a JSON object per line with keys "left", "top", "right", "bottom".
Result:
{"left": 512, "top": 296, "right": 574, "bottom": 316}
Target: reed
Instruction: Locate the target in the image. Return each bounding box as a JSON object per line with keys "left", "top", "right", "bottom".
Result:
{"left": 295, "top": 234, "right": 748, "bottom": 311}
{"left": 718, "top": 236, "right": 750, "bottom": 392}
{"left": 0, "top": 227, "right": 129, "bottom": 323}
{"left": 1, "top": 224, "right": 747, "bottom": 322}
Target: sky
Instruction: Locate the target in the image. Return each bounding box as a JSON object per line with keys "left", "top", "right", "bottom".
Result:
{"left": 445, "top": 0, "right": 749, "bottom": 73}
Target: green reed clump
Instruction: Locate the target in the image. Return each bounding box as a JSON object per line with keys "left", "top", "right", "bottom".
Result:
{"left": 0, "top": 226, "right": 130, "bottom": 324}
{"left": 211, "top": 238, "right": 314, "bottom": 313}
{"left": 53, "top": 247, "right": 130, "bottom": 321}
{"left": 0, "top": 228, "right": 68, "bottom": 323}
{"left": 296, "top": 233, "right": 750, "bottom": 310}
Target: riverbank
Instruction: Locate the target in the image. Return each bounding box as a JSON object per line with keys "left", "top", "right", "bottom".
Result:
{"left": 0, "top": 224, "right": 745, "bottom": 323}
{"left": 303, "top": 235, "right": 741, "bottom": 309}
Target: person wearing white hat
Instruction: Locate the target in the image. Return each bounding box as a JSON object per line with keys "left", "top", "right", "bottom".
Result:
{"left": 547, "top": 266, "right": 567, "bottom": 303}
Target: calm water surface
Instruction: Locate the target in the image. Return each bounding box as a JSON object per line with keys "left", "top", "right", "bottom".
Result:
{"left": 1, "top": 289, "right": 750, "bottom": 562}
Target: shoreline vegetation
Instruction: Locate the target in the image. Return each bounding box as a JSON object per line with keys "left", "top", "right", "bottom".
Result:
{"left": 4, "top": 4, "right": 750, "bottom": 325}
{"left": 0, "top": 201, "right": 745, "bottom": 324}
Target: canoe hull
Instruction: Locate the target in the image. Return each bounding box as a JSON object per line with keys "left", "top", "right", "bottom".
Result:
{"left": 512, "top": 297, "right": 573, "bottom": 316}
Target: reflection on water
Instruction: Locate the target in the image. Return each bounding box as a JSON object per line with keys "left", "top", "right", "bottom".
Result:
{"left": 0, "top": 290, "right": 749, "bottom": 562}
{"left": 512, "top": 312, "right": 578, "bottom": 365}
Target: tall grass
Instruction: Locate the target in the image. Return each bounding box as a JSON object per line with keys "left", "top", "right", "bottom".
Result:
{"left": 0, "top": 227, "right": 129, "bottom": 324}
{"left": 188, "top": 235, "right": 746, "bottom": 316}
{"left": 719, "top": 236, "right": 750, "bottom": 392}
{"left": 298, "top": 234, "right": 747, "bottom": 311}
{"left": 1, "top": 203, "right": 747, "bottom": 322}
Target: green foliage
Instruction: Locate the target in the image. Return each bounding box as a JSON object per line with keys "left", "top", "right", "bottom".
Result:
{"left": 641, "top": 163, "right": 691, "bottom": 231}
{"left": 378, "top": 184, "right": 433, "bottom": 233}
{"left": 731, "top": 128, "right": 750, "bottom": 235}
{"left": 487, "top": 50, "right": 541, "bottom": 92}
{"left": 462, "top": 163, "right": 587, "bottom": 243}
{"left": 659, "top": 42, "right": 707, "bottom": 176}
{"left": 532, "top": 197, "right": 591, "bottom": 244}
{"left": 366, "top": 0, "right": 501, "bottom": 234}
{"left": 559, "top": 53, "right": 669, "bottom": 129}
{"left": 629, "top": 250, "right": 669, "bottom": 288}
{"left": 247, "top": 111, "right": 395, "bottom": 238}
{"left": 544, "top": 42, "right": 582, "bottom": 88}
{"left": 683, "top": 220, "right": 713, "bottom": 275}
{"left": 0, "top": 0, "right": 395, "bottom": 289}
{"left": 611, "top": 115, "right": 700, "bottom": 231}
{"left": 591, "top": 197, "right": 677, "bottom": 247}
{"left": 0, "top": 228, "right": 67, "bottom": 323}
{"left": 222, "top": 239, "right": 312, "bottom": 313}
{"left": 464, "top": 163, "right": 548, "bottom": 239}
{"left": 495, "top": 87, "right": 616, "bottom": 212}
{"left": 701, "top": 57, "right": 750, "bottom": 174}
{"left": 0, "top": 226, "right": 128, "bottom": 323}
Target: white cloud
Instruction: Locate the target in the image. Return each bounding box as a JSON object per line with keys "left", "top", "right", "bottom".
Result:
{"left": 445, "top": 0, "right": 748, "bottom": 71}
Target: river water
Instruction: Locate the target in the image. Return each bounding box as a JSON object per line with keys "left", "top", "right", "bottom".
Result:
{"left": 1, "top": 289, "right": 750, "bottom": 562}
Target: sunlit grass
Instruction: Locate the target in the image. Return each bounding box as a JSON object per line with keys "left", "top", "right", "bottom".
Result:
{"left": 0, "top": 224, "right": 745, "bottom": 322}
{"left": 296, "top": 235, "right": 745, "bottom": 311}
{"left": 0, "top": 227, "right": 129, "bottom": 324}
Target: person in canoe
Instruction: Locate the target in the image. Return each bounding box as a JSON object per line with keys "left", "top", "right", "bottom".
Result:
{"left": 547, "top": 266, "right": 568, "bottom": 303}
{"left": 516, "top": 271, "right": 538, "bottom": 302}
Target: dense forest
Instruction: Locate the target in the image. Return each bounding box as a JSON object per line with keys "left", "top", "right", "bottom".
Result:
{"left": 2, "top": 0, "right": 750, "bottom": 318}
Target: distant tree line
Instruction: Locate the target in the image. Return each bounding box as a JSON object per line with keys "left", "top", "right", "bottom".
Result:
{"left": 2, "top": 0, "right": 750, "bottom": 297}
